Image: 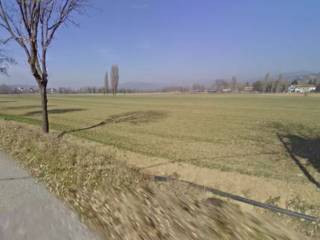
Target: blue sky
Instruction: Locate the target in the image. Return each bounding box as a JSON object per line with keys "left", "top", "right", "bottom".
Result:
{"left": 1, "top": 0, "right": 320, "bottom": 87}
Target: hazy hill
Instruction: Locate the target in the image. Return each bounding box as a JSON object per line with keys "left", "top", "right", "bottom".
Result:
{"left": 119, "top": 81, "right": 166, "bottom": 91}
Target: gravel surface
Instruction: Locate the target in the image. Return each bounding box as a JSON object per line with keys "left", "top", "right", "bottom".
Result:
{"left": 0, "top": 151, "right": 101, "bottom": 240}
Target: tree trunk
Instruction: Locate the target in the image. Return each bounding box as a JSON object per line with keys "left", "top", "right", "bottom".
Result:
{"left": 40, "top": 85, "right": 49, "bottom": 133}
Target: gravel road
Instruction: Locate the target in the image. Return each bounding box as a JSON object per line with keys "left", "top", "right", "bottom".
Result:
{"left": 0, "top": 151, "right": 102, "bottom": 240}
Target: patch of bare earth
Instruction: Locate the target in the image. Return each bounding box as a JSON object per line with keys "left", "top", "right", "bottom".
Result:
{"left": 0, "top": 121, "right": 306, "bottom": 239}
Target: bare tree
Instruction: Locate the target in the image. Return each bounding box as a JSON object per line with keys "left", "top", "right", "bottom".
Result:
{"left": 264, "top": 72, "right": 271, "bottom": 81}
{"left": 0, "top": 0, "right": 86, "bottom": 133}
{"left": 111, "top": 64, "right": 119, "bottom": 96}
{"left": 104, "top": 71, "right": 109, "bottom": 94}
{"left": 263, "top": 72, "right": 271, "bottom": 92}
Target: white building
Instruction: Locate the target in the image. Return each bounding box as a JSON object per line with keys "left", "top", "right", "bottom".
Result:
{"left": 288, "top": 84, "right": 316, "bottom": 93}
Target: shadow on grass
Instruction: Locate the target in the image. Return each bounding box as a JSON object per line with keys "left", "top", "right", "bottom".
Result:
{"left": 1, "top": 105, "right": 42, "bottom": 110}
{"left": 0, "top": 101, "right": 17, "bottom": 103}
{"left": 0, "top": 113, "right": 42, "bottom": 125}
{"left": 23, "top": 108, "right": 85, "bottom": 116}
{"left": 141, "top": 160, "right": 181, "bottom": 170}
{"left": 274, "top": 123, "right": 320, "bottom": 189}
{"left": 58, "top": 110, "right": 167, "bottom": 138}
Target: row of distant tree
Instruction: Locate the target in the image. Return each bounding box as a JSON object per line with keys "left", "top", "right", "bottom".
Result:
{"left": 190, "top": 73, "right": 320, "bottom": 93}
{"left": 0, "top": 85, "right": 140, "bottom": 94}
{"left": 2, "top": 72, "right": 320, "bottom": 95}
{"left": 251, "top": 73, "right": 289, "bottom": 93}
{"left": 0, "top": 84, "right": 20, "bottom": 94}
{"left": 251, "top": 73, "right": 320, "bottom": 93}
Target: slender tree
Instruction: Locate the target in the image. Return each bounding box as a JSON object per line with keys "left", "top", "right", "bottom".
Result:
{"left": 231, "top": 76, "right": 237, "bottom": 92}
{"left": 111, "top": 64, "right": 119, "bottom": 96}
{"left": 104, "top": 71, "right": 109, "bottom": 94}
{"left": 275, "top": 74, "right": 283, "bottom": 93}
{"left": 264, "top": 72, "right": 271, "bottom": 82}
{"left": 263, "top": 72, "right": 271, "bottom": 92}
{"left": 0, "top": 0, "right": 86, "bottom": 133}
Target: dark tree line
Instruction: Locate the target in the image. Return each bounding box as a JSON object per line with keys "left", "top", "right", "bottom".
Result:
{"left": 252, "top": 73, "right": 289, "bottom": 93}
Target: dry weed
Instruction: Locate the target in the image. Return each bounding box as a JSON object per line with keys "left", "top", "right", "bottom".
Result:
{"left": 0, "top": 121, "right": 302, "bottom": 239}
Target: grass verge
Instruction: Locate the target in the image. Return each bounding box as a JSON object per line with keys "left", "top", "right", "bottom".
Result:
{"left": 0, "top": 120, "right": 302, "bottom": 239}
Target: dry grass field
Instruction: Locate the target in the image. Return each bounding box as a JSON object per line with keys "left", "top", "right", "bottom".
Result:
{"left": 0, "top": 121, "right": 303, "bottom": 240}
{"left": 1, "top": 94, "right": 320, "bottom": 180}
{"left": 1, "top": 95, "right": 320, "bottom": 198}
{"left": 1, "top": 93, "right": 320, "bottom": 238}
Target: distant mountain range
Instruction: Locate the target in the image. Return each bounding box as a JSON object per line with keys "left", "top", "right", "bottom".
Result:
{"left": 119, "top": 81, "right": 167, "bottom": 91}
{"left": 280, "top": 71, "right": 318, "bottom": 81}
{"left": 119, "top": 71, "right": 320, "bottom": 90}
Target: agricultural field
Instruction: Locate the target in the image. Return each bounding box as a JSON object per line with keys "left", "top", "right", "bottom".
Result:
{"left": 1, "top": 93, "right": 320, "bottom": 211}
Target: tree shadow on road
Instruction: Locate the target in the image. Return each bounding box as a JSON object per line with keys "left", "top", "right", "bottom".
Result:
{"left": 0, "top": 176, "right": 32, "bottom": 182}
{"left": 274, "top": 122, "right": 320, "bottom": 189}
{"left": 58, "top": 110, "right": 167, "bottom": 138}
